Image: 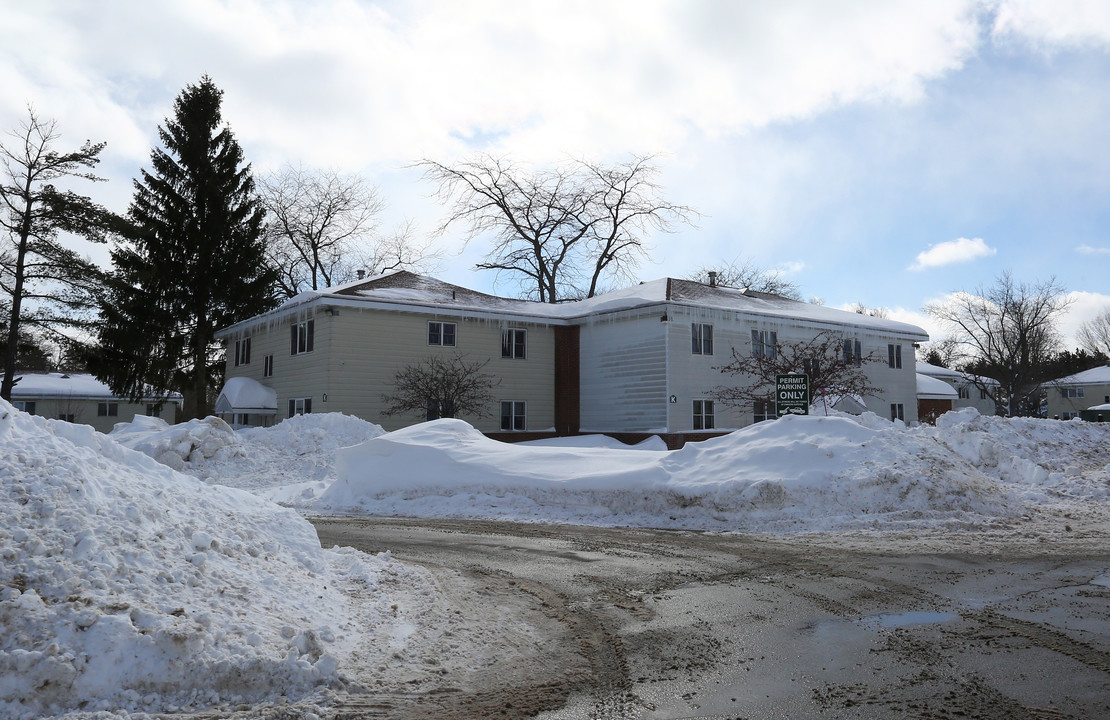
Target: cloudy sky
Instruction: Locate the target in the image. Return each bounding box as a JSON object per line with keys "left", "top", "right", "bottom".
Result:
{"left": 4, "top": 0, "right": 1109, "bottom": 346}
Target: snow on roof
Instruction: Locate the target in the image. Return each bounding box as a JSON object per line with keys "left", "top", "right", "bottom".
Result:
{"left": 1051, "top": 364, "right": 1110, "bottom": 386}
{"left": 215, "top": 377, "right": 278, "bottom": 414}
{"left": 10, "top": 372, "right": 181, "bottom": 401}
{"left": 222, "top": 272, "right": 929, "bottom": 339}
{"left": 917, "top": 373, "right": 960, "bottom": 400}
{"left": 916, "top": 361, "right": 963, "bottom": 380}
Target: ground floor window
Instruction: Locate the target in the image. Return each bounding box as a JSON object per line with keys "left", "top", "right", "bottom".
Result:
{"left": 500, "top": 401, "right": 526, "bottom": 431}
{"left": 1060, "top": 411, "right": 1079, "bottom": 420}
{"left": 754, "top": 399, "right": 773, "bottom": 423}
{"left": 98, "top": 402, "right": 118, "bottom": 417}
{"left": 146, "top": 403, "right": 160, "bottom": 417}
{"left": 693, "top": 399, "right": 715, "bottom": 430}
{"left": 890, "top": 403, "right": 905, "bottom": 422}
{"left": 57, "top": 413, "right": 75, "bottom": 423}
{"left": 13, "top": 400, "right": 35, "bottom": 414}
{"left": 288, "top": 397, "right": 312, "bottom": 417}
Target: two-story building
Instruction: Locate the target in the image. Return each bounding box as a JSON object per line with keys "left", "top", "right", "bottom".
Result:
{"left": 10, "top": 372, "right": 181, "bottom": 433}
{"left": 214, "top": 271, "right": 929, "bottom": 446}
{"left": 1045, "top": 365, "right": 1110, "bottom": 420}
{"left": 915, "top": 361, "right": 998, "bottom": 418}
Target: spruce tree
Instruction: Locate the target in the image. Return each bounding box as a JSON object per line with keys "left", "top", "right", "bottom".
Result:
{"left": 92, "top": 77, "right": 277, "bottom": 420}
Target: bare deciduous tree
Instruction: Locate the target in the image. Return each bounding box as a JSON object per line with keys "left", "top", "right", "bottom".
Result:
{"left": 260, "top": 165, "right": 438, "bottom": 298}
{"left": 419, "top": 154, "right": 696, "bottom": 303}
{"left": 713, "top": 331, "right": 883, "bottom": 414}
{"left": 381, "top": 353, "right": 500, "bottom": 421}
{"left": 686, "top": 258, "right": 802, "bottom": 300}
{"left": 1, "top": 107, "right": 110, "bottom": 400}
{"left": 1078, "top": 307, "right": 1110, "bottom": 359}
{"left": 925, "top": 272, "right": 1071, "bottom": 416}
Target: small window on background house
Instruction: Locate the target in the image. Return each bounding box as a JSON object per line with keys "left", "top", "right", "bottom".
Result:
{"left": 288, "top": 397, "right": 312, "bottom": 417}
{"left": 1105, "top": 395, "right": 1109, "bottom": 404}
{"left": 691, "top": 323, "right": 714, "bottom": 355}
{"left": 58, "top": 413, "right": 75, "bottom": 423}
{"left": 890, "top": 403, "right": 905, "bottom": 422}
{"left": 290, "top": 320, "right": 315, "bottom": 355}
{"left": 692, "top": 399, "right": 715, "bottom": 430}
{"left": 502, "top": 329, "right": 526, "bottom": 359}
{"left": 428, "top": 321, "right": 457, "bottom": 347}
{"left": 981, "top": 388, "right": 991, "bottom": 401}
{"left": 843, "top": 339, "right": 863, "bottom": 367}
{"left": 751, "top": 329, "right": 777, "bottom": 359}
{"left": 98, "top": 402, "right": 118, "bottom": 417}
{"left": 13, "top": 400, "right": 35, "bottom": 415}
{"left": 146, "top": 404, "right": 159, "bottom": 417}
{"left": 263, "top": 354, "right": 274, "bottom": 377}
{"left": 803, "top": 358, "right": 820, "bottom": 377}
{"left": 958, "top": 386, "right": 970, "bottom": 399}
{"left": 500, "top": 401, "right": 526, "bottom": 431}
{"left": 234, "top": 337, "right": 251, "bottom": 366}
{"left": 754, "top": 399, "right": 774, "bottom": 423}
{"left": 887, "top": 343, "right": 902, "bottom": 369}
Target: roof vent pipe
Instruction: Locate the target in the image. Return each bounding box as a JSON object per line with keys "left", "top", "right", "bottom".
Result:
{"left": 356, "top": 269, "right": 366, "bottom": 280}
{"left": 708, "top": 271, "right": 718, "bottom": 288}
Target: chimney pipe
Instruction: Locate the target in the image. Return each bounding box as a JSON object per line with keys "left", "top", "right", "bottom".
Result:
{"left": 708, "top": 271, "right": 718, "bottom": 288}
{"left": 356, "top": 269, "right": 366, "bottom": 280}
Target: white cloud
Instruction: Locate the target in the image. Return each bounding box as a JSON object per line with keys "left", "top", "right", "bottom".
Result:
{"left": 1076, "top": 244, "right": 1110, "bottom": 255}
{"left": 909, "top": 237, "right": 997, "bottom": 271}
{"left": 776, "top": 261, "right": 807, "bottom": 275}
{"left": 1059, "top": 291, "right": 1110, "bottom": 348}
{"left": 991, "top": 0, "right": 1110, "bottom": 50}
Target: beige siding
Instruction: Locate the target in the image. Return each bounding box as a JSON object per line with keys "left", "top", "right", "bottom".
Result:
{"left": 223, "top": 307, "right": 555, "bottom": 432}
{"left": 15, "top": 398, "right": 168, "bottom": 434}
{"left": 1046, "top": 382, "right": 1110, "bottom": 419}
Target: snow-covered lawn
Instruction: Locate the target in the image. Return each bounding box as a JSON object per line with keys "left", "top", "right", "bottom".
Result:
{"left": 4, "top": 397, "right": 1109, "bottom": 718}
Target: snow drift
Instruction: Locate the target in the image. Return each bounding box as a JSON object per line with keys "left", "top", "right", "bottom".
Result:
{"left": 0, "top": 400, "right": 407, "bottom": 719}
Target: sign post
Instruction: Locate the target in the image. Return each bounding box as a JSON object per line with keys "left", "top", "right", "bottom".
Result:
{"left": 776, "top": 373, "right": 810, "bottom": 417}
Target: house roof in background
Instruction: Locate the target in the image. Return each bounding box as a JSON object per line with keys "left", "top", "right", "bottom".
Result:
{"left": 10, "top": 373, "right": 182, "bottom": 402}
{"left": 1050, "top": 365, "right": 1110, "bottom": 386}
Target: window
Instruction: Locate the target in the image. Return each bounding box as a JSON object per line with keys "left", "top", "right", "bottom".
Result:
{"left": 754, "top": 399, "right": 774, "bottom": 423}
{"left": 887, "top": 343, "right": 902, "bottom": 369}
{"left": 1062, "top": 387, "right": 1084, "bottom": 399}
{"left": 263, "top": 354, "right": 274, "bottom": 378}
{"left": 428, "top": 321, "right": 456, "bottom": 347}
{"left": 890, "top": 403, "right": 905, "bottom": 422}
{"left": 981, "top": 388, "right": 991, "bottom": 401}
{"left": 958, "top": 386, "right": 970, "bottom": 400}
{"left": 426, "top": 399, "right": 455, "bottom": 421}
{"left": 693, "top": 399, "right": 715, "bottom": 430}
{"left": 57, "top": 413, "right": 75, "bottom": 423}
{"left": 692, "top": 323, "right": 714, "bottom": 355}
{"left": 146, "top": 404, "right": 160, "bottom": 417}
{"left": 843, "top": 339, "right": 862, "bottom": 367}
{"left": 288, "top": 397, "right": 312, "bottom": 417}
{"left": 502, "top": 328, "right": 526, "bottom": 359}
{"left": 803, "top": 358, "right": 820, "bottom": 377}
{"left": 752, "top": 329, "right": 777, "bottom": 359}
{"left": 13, "top": 400, "right": 35, "bottom": 415}
{"left": 290, "top": 320, "right": 315, "bottom": 355}
{"left": 98, "top": 402, "right": 118, "bottom": 417}
{"left": 1060, "top": 411, "right": 1078, "bottom": 420}
{"left": 500, "top": 401, "right": 526, "bottom": 431}
{"left": 234, "top": 337, "right": 251, "bottom": 366}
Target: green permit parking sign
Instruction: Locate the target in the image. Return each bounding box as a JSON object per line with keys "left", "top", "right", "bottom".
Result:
{"left": 776, "top": 374, "right": 809, "bottom": 417}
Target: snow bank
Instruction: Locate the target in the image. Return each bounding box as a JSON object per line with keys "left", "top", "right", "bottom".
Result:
{"left": 0, "top": 400, "right": 409, "bottom": 719}
{"left": 111, "top": 412, "right": 385, "bottom": 494}
{"left": 318, "top": 411, "right": 1110, "bottom": 533}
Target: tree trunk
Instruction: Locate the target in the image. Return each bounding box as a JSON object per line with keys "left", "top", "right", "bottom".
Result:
{"left": 1, "top": 196, "right": 33, "bottom": 401}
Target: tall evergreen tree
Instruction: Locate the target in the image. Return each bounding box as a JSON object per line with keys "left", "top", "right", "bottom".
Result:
{"left": 91, "top": 77, "right": 277, "bottom": 420}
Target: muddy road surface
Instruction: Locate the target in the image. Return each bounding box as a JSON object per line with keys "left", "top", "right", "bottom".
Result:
{"left": 310, "top": 517, "right": 1110, "bottom": 719}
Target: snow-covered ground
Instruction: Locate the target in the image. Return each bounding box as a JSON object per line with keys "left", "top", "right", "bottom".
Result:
{"left": 5, "top": 399, "right": 1110, "bottom": 718}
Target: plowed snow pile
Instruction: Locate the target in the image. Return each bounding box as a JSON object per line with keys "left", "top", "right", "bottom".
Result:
{"left": 319, "top": 409, "right": 1110, "bottom": 533}
{"left": 0, "top": 400, "right": 421, "bottom": 719}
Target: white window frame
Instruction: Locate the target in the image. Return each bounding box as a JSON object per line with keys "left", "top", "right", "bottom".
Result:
{"left": 502, "top": 328, "right": 527, "bottom": 359}
{"left": 288, "top": 397, "right": 312, "bottom": 417}
{"left": 234, "top": 337, "right": 251, "bottom": 366}
{"left": 958, "top": 386, "right": 970, "bottom": 400}
{"left": 428, "top": 321, "right": 457, "bottom": 347}
{"left": 692, "top": 323, "right": 714, "bottom": 355}
{"left": 98, "top": 402, "right": 119, "bottom": 417}
{"left": 500, "top": 400, "right": 526, "bottom": 431}
{"left": 13, "top": 400, "right": 35, "bottom": 415}
{"left": 290, "top": 320, "right": 315, "bottom": 356}
{"left": 843, "top": 339, "right": 863, "bottom": 367}
{"left": 1063, "top": 387, "right": 1084, "bottom": 399}
{"left": 263, "top": 354, "right": 274, "bottom": 378}
{"left": 887, "top": 343, "right": 902, "bottom": 369}
{"left": 57, "top": 413, "right": 75, "bottom": 423}
{"left": 692, "top": 399, "right": 715, "bottom": 430}
{"left": 752, "top": 329, "right": 777, "bottom": 359}
{"left": 890, "top": 403, "right": 905, "bottom": 422}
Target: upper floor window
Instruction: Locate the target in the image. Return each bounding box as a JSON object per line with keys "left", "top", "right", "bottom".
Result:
{"left": 234, "top": 337, "right": 251, "bottom": 366}
{"left": 958, "top": 386, "right": 970, "bottom": 399}
{"left": 98, "top": 402, "right": 118, "bottom": 417}
{"left": 429, "top": 321, "right": 457, "bottom": 347}
{"left": 803, "top": 358, "right": 820, "bottom": 377}
{"left": 887, "top": 343, "right": 902, "bottom": 369}
{"left": 263, "top": 354, "right": 274, "bottom": 378}
{"left": 752, "top": 329, "right": 777, "bottom": 359}
{"left": 843, "top": 339, "right": 862, "bottom": 367}
{"left": 502, "top": 328, "right": 526, "bottom": 359}
{"left": 693, "top": 399, "right": 715, "bottom": 430}
{"left": 691, "top": 323, "right": 713, "bottom": 355}
{"left": 290, "top": 320, "right": 315, "bottom": 355}
{"left": 1062, "top": 387, "right": 1084, "bottom": 398}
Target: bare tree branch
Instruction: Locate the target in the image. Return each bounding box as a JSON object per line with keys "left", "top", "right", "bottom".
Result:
{"left": 381, "top": 353, "right": 500, "bottom": 420}
{"left": 686, "top": 258, "right": 802, "bottom": 300}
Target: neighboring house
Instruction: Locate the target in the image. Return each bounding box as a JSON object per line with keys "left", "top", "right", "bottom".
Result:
{"left": 214, "top": 271, "right": 929, "bottom": 445}
{"left": 9, "top": 372, "right": 181, "bottom": 433}
{"left": 1045, "top": 365, "right": 1110, "bottom": 420}
{"left": 915, "top": 362, "right": 998, "bottom": 417}
{"left": 915, "top": 373, "right": 959, "bottom": 424}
